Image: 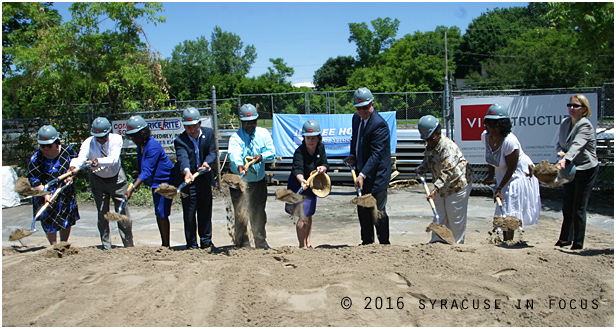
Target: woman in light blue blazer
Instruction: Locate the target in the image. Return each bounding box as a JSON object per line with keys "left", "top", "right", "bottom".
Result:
{"left": 555, "top": 94, "right": 599, "bottom": 250}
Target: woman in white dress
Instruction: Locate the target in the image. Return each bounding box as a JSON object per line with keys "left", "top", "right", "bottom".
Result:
{"left": 481, "top": 103, "right": 541, "bottom": 241}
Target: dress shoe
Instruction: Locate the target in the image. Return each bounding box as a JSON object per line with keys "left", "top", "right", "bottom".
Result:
{"left": 571, "top": 245, "right": 583, "bottom": 250}
{"left": 201, "top": 243, "right": 216, "bottom": 251}
{"left": 555, "top": 240, "right": 572, "bottom": 247}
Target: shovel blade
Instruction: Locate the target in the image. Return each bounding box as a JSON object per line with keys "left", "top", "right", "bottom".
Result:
{"left": 9, "top": 228, "right": 35, "bottom": 241}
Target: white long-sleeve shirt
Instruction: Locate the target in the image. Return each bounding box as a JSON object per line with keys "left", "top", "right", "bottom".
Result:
{"left": 69, "top": 133, "right": 123, "bottom": 178}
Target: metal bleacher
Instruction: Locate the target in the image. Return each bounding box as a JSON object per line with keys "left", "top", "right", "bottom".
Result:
{"left": 216, "top": 129, "right": 427, "bottom": 185}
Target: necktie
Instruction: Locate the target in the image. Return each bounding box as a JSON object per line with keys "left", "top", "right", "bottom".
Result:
{"left": 357, "top": 120, "right": 365, "bottom": 170}
{"left": 100, "top": 144, "right": 107, "bottom": 157}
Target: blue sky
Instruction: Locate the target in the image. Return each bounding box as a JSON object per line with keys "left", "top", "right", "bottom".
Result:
{"left": 51, "top": 2, "right": 528, "bottom": 86}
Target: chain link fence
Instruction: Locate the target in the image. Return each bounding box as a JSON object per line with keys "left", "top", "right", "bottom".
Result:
{"left": 238, "top": 90, "right": 443, "bottom": 128}
{"left": 3, "top": 84, "right": 613, "bottom": 188}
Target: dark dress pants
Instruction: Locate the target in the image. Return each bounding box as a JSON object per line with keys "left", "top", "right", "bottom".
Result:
{"left": 358, "top": 188, "right": 390, "bottom": 245}
{"left": 181, "top": 176, "right": 213, "bottom": 248}
{"left": 559, "top": 165, "right": 599, "bottom": 249}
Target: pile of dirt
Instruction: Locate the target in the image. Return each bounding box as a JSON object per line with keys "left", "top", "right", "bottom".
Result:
{"left": 45, "top": 241, "right": 78, "bottom": 258}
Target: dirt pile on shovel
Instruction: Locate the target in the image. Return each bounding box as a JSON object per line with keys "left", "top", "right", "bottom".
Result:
{"left": 154, "top": 183, "right": 183, "bottom": 199}
{"left": 45, "top": 242, "right": 78, "bottom": 258}
{"left": 9, "top": 229, "right": 34, "bottom": 241}
{"left": 493, "top": 216, "right": 522, "bottom": 231}
{"left": 275, "top": 188, "right": 303, "bottom": 204}
{"left": 528, "top": 160, "right": 559, "bottom": 184}
{"left": 14, "top": 177, "right": 50, "bottom": 197}
{"left": 222, "top": 173, "right": 246, "bottom": 191}
{"left": 426, "top": 222, "right": 455, "bottom": 245}
{"left": 104, "top": 212, "right": 129, "bottom": 222}
{"left": 351, "top": 194, "right": 377, "bottom": 208}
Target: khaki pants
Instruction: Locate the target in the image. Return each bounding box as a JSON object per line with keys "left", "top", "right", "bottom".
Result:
{"left": 90, "top": 169, "right": 133, "bottom": 250}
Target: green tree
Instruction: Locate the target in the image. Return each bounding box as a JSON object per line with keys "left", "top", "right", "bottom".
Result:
{"left": 2, "top": 2, "right": 168, "bottom": 120}
{"left": 455, "top": 3, "right": 550, "bottom": 79}
{"left": 164, "top": 26, "right": 257, "bottom": 100}
{"left": 348, "top": 17, "right": 400, "bottom": 67}
{"left": 210, "top": 26, "right": 256, "bottom": 77}
{"left": 165, "top": 36, "right": 211, "bottom": 100}
{"left": 347, "top": 26, "right": 462, "bottom": 92}
{"left": 313, "top": 55, "right": 356, "bottom": 90}
{"left": 545, "top": 2, "right": 614, "bottom": 84}
{"left": 469, "top": 29, "right": 590, "bottom": 89}
{"left": 263, "top": 58, "right": 294, "bottom": 85}
{"left": 2, "top": 2, "right": 61, "bottom": 79}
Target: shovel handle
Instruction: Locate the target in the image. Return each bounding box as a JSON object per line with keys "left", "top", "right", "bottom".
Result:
{"left": 118, "top": 180, "right": 134, "bottom": 214}
{"left": 344, "top": 161, "right": 363, "bottom": 197}
{"left": 297, "top": 170, "right": 321, "bottom": 194}
{"left": 33, "top": 182, "right": 71, "bottom": 223}
{"left": 419, "top": 175, "right": 439, "bottom": 220}
{"left": 495, "top": 195, "right": 506, "bottom": 216}
{"left": 44, "top": 161, "right": 92, "bottom": 190}
{"left": 240, "top": 157, "right": 257, "bottom": 177}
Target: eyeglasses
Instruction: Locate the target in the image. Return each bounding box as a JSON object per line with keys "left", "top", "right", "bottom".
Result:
{"left": 356, "top": 104, "right": 371, "bottom": 111}
{"left": 567, "top": 103, "right": 584, "bottom": 109}
{"left": 124, "top": 135, "right": 134, "bottom": 140}
{"left": 39, "top": 144, "right": 53, "bottom": 149}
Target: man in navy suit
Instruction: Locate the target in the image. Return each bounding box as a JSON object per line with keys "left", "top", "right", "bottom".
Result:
{"left": 344, "top": 87, "right": 392, "bottom": 245}
{"left": 174, "top": 107, "right": 217, "bottom": 250}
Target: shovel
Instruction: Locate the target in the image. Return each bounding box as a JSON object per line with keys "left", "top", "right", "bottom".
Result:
{"left": 492, "top": 195, "right": 522, "bottom": 233}
{"left": 418, "top": 171, "right": 455, "bottom": 245}
{"left": 9, "top": 182, "right": 73, "bottom": 241}
{"left": 240, "top": 156, "right": 257, "bottom": 179}
{"left": 156, "top": 167, "right": 212, "bottom": 199}
{"left": 43, "top": 161, "right": 93, "bottom": 191}
{"left": 224, "top": 156, "right": 258, "bottom": 191}
{"left": 275, "top": 169, "right": 322, "bottom": 204}
{"left": 343, "top": 161, "right": 377, "bottom": 208}
{"left": 104, "top": 178, "right": 135, "bottom": 222}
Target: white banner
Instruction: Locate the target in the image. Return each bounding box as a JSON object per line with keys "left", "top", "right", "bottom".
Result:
{"left": 454, "top": 94, "right": 597, "bottom": 164}
{"left": 112, "top": 116, "right": 212, "bottom": 148}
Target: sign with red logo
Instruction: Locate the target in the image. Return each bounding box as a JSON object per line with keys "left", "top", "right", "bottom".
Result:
{"left": 454, "top": 95, "right": 597, "bottom": 164}
{"left": 460, "top": 104, "right": 492, "bottom": 141}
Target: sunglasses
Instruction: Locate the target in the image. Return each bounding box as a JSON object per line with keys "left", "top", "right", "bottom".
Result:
{"left": 567, "top": 103, "right": 584, "bottom": 109}
{"left": 39, "top": 144, "right": 53, "bottom": 149}
{"left": 426, "top": 134, "right": 439, "bottom": 142}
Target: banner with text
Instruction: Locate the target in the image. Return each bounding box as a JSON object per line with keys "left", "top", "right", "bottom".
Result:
{"left": 272, "top": 112, "right": 397, "bottom": 158}
{"left": 454, "top": 94, "right": 597, "bottom": 164}
{"left": 112, "top": 117, "right": 212, "bottom": 148}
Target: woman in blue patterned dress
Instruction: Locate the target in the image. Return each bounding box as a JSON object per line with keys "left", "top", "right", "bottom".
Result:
{"left": 27, "top": 125, "right": 80, "bottom": 245}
